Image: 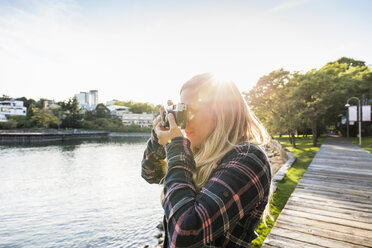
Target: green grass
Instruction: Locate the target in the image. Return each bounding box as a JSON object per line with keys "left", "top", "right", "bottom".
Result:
{"left": 251, "top": 135, "right": 325, "bottom": 248}
{"left": 348, "top": 136, "right": 372, "bottom": 153}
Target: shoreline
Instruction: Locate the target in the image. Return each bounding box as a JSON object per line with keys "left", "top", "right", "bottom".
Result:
{"left": 0, "top": 129, "right": 151, "bottom": 145}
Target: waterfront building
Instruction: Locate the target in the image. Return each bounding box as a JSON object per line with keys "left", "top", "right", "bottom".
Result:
{"left": 0, "top": 99, "right": 27, "bottom": 122}
{"left": 106, "top": 105, "right": 130, "bottom": 118}
{"left": 75, "top": 90, "right": 99, "bottom": 110}
{"left": 105, "top": 100, "right": 154, "bottom": 127}
{"left": 121, "top": 112, "right": 154, "bottom": 127}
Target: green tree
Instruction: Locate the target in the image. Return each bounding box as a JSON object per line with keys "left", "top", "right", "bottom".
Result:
{"left": 115, "top": 100, "right": 159, "bottom": 114}
{"left": 30, "top": 107, "right": 61, "bottom": 128}
{"left": 95, "top": 103, "right": 111, "bottom": 118}
{"left": 244, "top": 69, "right": 302, "bottom": 147}
{"left": 58, "top": 97, "right": 83, "bottom": 128}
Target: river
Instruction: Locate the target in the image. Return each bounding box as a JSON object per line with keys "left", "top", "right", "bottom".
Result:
{"left": 0, "top": 137, "right": 164, "bottom": 248}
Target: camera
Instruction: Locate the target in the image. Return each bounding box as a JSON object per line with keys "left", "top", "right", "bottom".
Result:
{"left": 161, "top": 103, "right": 188, "bottom": 129}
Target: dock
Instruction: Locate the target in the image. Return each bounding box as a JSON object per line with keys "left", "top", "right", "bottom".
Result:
{"left": 262, "top": 136, "right": 372, "bottom": 248}
{"left": 0, "top": 130, "right": 109, "bottom": 144}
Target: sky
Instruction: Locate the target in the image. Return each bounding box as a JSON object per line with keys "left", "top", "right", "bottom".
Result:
{"left": 0, "top": 0, "right": 371, "bottom": 106}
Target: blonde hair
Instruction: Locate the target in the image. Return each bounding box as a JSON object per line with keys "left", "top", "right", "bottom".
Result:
{"left": 160, "top": 73, "right": 273, "bottom": 226}
{"left": 180, "top": 73, "right": 269, "bottom": 190}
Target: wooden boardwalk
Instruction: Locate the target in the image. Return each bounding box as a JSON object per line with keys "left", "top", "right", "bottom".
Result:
{"left": 262, "top": 136, "right": 372, "bottom": 248}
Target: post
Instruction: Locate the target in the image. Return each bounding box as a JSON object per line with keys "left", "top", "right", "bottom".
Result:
{"left": 358, "top": 101, "right": 362, "bottom": 146}
{"left": 346, "top": 108, "right": 349, "bottom": 139}
{"left": 345, "top": 96, "right": 362, "bottom": 146}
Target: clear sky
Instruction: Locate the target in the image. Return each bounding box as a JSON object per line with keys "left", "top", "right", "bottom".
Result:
{"left": 0, "top": 0, "right": 371, "bottom": 105}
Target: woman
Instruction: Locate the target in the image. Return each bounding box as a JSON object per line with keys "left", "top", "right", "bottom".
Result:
{"left": 142, "top": 73, "right": 271, "bottom": 247}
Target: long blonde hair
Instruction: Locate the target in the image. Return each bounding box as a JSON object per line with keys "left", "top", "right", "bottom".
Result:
{"left": 161, "top": 73, "right": 272, "bottom": 226}
{"left": 180, "top": 73, "right": 270, "bottom": 190}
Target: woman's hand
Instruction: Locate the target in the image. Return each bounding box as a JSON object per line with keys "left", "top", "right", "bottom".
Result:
{"left": 153, "top": 106, "right": 165, "bottom": 130}
{"left": 155, "top": 113, "right": 183, "bottom": 146}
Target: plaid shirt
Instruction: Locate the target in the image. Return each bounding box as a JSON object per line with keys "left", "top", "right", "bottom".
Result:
{"left": 142, "top": 132, "right": 271, "bottom": 248}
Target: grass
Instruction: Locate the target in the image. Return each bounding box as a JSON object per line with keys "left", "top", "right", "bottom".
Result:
{"left": 348, "top": 136, "right": 372, "bottom": 153}
{"left": 251, "top": 135, "right": 325, "bottom": 248}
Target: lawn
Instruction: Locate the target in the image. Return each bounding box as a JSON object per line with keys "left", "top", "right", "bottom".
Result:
{"left": 348, "top": 136, "right": 372, "bottom": 153}
{"left": 252, "top": 135, "right": 325, "bottom": 248}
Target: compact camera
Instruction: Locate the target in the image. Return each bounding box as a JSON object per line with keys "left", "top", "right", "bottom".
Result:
{"left": 161, "top": 103, "right": 188, "bottom": 129}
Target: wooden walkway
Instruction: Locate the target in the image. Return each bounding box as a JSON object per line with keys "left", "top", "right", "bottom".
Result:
{"left": 262, "top": 136, "right": 372, "bottom": 248}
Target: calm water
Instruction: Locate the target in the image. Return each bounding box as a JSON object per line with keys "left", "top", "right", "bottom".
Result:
{"left": 0, "top": 138, "right": 164, "bottom": 248}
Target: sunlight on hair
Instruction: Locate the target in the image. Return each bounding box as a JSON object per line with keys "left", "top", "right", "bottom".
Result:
{"left": 209, "top": 72, "right": 232, "bottom": 87}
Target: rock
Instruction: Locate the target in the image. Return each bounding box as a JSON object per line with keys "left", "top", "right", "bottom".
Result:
{"left": 155, "top": 232, "right": 163, "bottom": 239}
{"left": 156, "top": 222, "right": 164, "bottom": 231}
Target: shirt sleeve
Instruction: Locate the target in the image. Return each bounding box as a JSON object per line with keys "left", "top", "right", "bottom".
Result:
{"left": 162, "top": 137, "right": 271, "bottom": 247}
{"left": 141, "top": 130, "right": 167, "bottom": 184}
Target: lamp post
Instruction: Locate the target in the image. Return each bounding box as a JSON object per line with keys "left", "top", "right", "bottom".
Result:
{"left": 345, "top": 97, "right": 361, "bottom": 145}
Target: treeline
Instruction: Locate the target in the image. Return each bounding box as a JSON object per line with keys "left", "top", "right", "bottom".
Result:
{"left": 244, "top": 57, "right": 372, "bottom": 147}
{"left": 0, "top": 97, "right": 160, "bottom": 133}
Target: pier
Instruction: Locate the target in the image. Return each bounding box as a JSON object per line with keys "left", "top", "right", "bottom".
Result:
{"left": 262, "top": 136, "right": 372, "bottom": 248}
{"left": 0, "top": 130, "right": 109, "bottom": 144}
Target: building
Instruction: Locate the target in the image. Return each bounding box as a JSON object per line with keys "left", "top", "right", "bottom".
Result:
{"left": 106, "top": 105, "right": 130, "bottom": 118}
{"left": 75, "top": 90, "right": 99, "bottom": 110}
{"left": 0, "top": 99, "right": 27, "bottom": 122}
{"left": 106, "top": 101, "right": 154, "bottom": 127}
{"left": 121, "top": 112, "right": 154, "bottom": 127}
{"left": 89, "top": 90, "right": 98, "bottom": 107}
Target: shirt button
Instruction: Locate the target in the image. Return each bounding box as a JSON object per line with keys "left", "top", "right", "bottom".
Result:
{"left": 223, "top": 191, "right": 229, "bottom": 198}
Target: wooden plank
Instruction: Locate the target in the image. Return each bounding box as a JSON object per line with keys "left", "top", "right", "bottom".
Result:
{"left": 315, "top": 153, "right": 372, "bottom": 159}
{"left": 269, "top": 226, "right": 366, "bottom": 248}
{"left": 299, "top": 178, "right": 372, "bottom": 192}
{"left": 284, "top": 204, "right": 372, "bottom": 224}
{"left": 289, "top": 194, "right": 372, "bottom": 213}
{"left": 306, "top": 167, "right": 372, "bottom": 179}
{"left": 302, "top": 172, "right": 372, "bottom": 187}
{"left": 299, "top": 177, "right": 372, "bottom": 191}
{"left": 312, "top": 156, "right": 372, "bottom": 162}
{"left": 308, "top": 163, "right": 372, "bottom": 176}
{"left": 285, "top": 198, "right": 372, "bottom": 220}
{"left": 275, "top": 214, "right": 372, "bottom": 239}
{"left": 296, "top": 181, "right": 372, "bottom": 197}
{"left": 264, "top": 234, "right": 323, "bottom": 248}
{"left": 274, "top": 220, "right": 372, "bottom": 247}
{"left": 292, "top": 187, "right": 371, "bottom": 205}
{"left": 279, "top": 208, "right": 372, "bottom": 230}
{"left": 311, "top": 160, "right": 372, "bottom": 168}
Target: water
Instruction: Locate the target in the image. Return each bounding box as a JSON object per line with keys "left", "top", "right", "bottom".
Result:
{"left": 0, "top": 138, "right": 164, "bottom": 248}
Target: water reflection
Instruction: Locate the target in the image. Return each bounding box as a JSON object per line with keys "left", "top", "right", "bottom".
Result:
{"left": 0, "top": 136, "right": 163, "bottom": 248}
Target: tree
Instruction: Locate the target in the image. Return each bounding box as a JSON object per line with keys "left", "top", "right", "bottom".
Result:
{"left": 58, "top": 97, "right": 83, "bottom": 128}
{"left": 30, "top": 107, "right": 61, "bottom": 128}
{"left": 115, "top": 100, "right": 159, "bottom": 114}
{"left": 244, "top": 69, "right": 302, "bottom": 147}
{"left": 95, "top": 103, "right": 111, "bottom": 118}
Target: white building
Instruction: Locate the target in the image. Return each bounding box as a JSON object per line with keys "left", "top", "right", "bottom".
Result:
{"left": 75, "top": 90, "right": 99, "bottom": 110}
{"left": 122, "top": 112, "right": 154, "bottom": 127}
{"left": 105, "top": 101, "right": 154, "bottom": 127}
{"left": 0, "top": 99, "right": 27, "bottom": 122}
{"left": 106, "top": 105, "right": 130, "bottom": 118}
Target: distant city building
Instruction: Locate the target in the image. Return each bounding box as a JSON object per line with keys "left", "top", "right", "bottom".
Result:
{"left": 106, "top": 105, "right": 130, "bottom": 118}
{"left": 75, "top": 90, "right": 99, "bottom": 110}
{"left": 105, "top": 99, "right": 154, "bottom": 127}
{"left": 122, "top": 112, "right": 154, "bottom": 127}
{"left": 0, "top": 99, "right": 27, "bottom": 122}
{"left": 89, "top": 90, "right": 98, "bottom": 107}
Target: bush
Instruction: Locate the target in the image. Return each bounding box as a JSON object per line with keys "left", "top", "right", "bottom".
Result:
{"left": 0, "top": 119, "right": 17, "bottom": 129}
